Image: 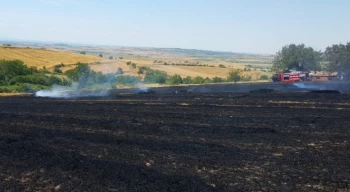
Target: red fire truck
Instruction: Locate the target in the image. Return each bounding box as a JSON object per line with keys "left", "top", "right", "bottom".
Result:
{"left": 272, "top": 72, "right": 338, "bottom": 83}
{"left": 272, "top": 72, "right": 309, "bottom": 82}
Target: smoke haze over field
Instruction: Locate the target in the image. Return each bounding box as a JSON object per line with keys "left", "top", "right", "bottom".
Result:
{"left": 34, "top": 86, "right": 111, "bottom": 98}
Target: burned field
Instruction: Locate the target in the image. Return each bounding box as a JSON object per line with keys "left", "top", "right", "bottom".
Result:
{"left": 0, "top": 92, "right": 349, "bottom": 191}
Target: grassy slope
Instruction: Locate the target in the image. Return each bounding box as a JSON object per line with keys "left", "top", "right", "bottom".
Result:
{"left": 0, "top": 47, "right": 101, "bottom": 69}
{"left": 0, "top": 46, "right": 272, "bottom": 81}
{"left": 125, "top": 58, "right": 273, "bottom": 80}
{"left": 0, "top": 46, "right": 137, "bottom": 76}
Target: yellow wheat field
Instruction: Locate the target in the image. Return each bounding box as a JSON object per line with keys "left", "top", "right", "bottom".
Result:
{"left": 0, "top": 47, "right": 102, "bottom": 69}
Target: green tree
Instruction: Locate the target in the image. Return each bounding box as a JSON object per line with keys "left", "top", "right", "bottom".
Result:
{"left": 182, "top": 76, "right": 192, "bottom": 84}
{"left": 272, "top": 44, "right": 322, "bottom": 72}
{"left": 116, "top": 75, "right": 140, "bottom": 85}
{"left": 192, "top": 76, "right": 205, "bottom": 84}
{"left": 109, "top": 56, "right": 114, "bottom": 60}
{"left": 168, "top": 74, "right": 183, "bottom": 85}
{"left": 144, "top": 70, "right": 167, "bottom": 84}
{"left": 80, "top": 51, "right": 86, "bottom": 55}
{"left": 241, "top": 75, "right": 252, "bottom": 81}
{"left": 259, "top": 75, "right": 269, "bottom": 80}
{"left": 0, "top": 60, "right": 31, "bottom": 84}
{"left": 65, "top": 63, "right": 91, "bottom": 89}
{"left": 116, "top": 67, "right": 124, "bottom": 75}
{"left": 212, "top": 76, "right": 225, "bottom": 83}
{"left": 99, "top": 54, "right": 103, "bottom": 58}
{"left": 324, "top": 42, "right": 350, "bottom": 79}
{"left": 227, "top": 69, "right": 243, "bottom": 83}
{"left": 54, "top": 67, "right": 62, "bottom": 73}
{"left": 131, "top": 63, "right": 137, "bottom": 69}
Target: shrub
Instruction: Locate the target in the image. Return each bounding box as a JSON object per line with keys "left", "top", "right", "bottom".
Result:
{"left": 168, "top": 74, "right": 183, "bottom": 85}
{"left": 227, "top": 69, "right": 243, "bottom": 83}
{"left": 259, "top": 75, "right": 269, "bottom": 80}
{"left": 144, "top": 70, "right": 167, "bottom": 84}
{"left": 54, "top": 67, "right": 62, "bottom": 73}
{"left": 8, "top": 74, "right": 69, "bottom": 86}
{"left": 65, "top": 63, "right": 116, "bottom": 89}
{"left": 0, "top": 84, "right": 24, "bottom": 93}
{"left": 109, "top": 56, "right": 114, "bottom": 60}
{"left": 182, "top": 76, "right": 192, "bottom": 84}
{"left": 0, "top": 60, "right": 31, "bottom": 83}
{"left": 116, "top": 75, "right": 140, "bottom": 85}
{"left": 192, "top": 76, "right": 205, "bottom": 84}
{"left": 241, "top": 75, "right": 252, "bottom": 81}
{"left": 212, "top": 76, "right": 225, "bottom": 83}
{"left": 116, "top": 67, "right": 124, "bottom": 75}
{"left": 219, "top": 64, "right": 226, "bottom": 68}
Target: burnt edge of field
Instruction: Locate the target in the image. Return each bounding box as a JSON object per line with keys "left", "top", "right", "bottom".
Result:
{"left": 0, "top": 92, "right": 349, "bottom": 191}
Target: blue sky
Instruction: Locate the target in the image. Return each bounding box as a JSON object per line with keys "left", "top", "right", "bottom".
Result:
{"left": 0, "top": 0, "right": 349, "bottom": 53}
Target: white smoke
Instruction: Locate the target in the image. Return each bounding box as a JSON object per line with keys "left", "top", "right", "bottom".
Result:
{"left": 35, "top": 86, "right": 74, "bottom": 98}
{"left": 135, "top": 83, "right": 149, "bottom": 92}
{"left": 293, "top": 82, "right": 332, "bottom": 90}
{"left": 34, "top": 84, "right": 112, "bottom": 98}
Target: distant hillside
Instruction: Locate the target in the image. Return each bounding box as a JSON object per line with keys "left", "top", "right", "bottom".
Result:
{"left": 160, "top": 48, "right": 245, "bottom": 56}
{"left": 0, "top": 46, "right": 102, "bottom": 70}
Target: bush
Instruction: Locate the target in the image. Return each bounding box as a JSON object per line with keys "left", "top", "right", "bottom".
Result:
{"left": 227, "top": 69, "right": 243, "bottom": 83}
{"left": 8, "top": 74, "right": 69, "bottom": 86}
{"left": 0, "top": 84, "right": 24, "bottom": 93}
{"left": 131, "top": 63, "right": 137, "bottom": 69}
{"left": 168, "top": 74, "right": 182, "bottom": 85}
{"left": 192, "top": 76, "right": 205, "bottom": 84}
{"left": 219, "top": 64, "right": 226, "bottom": 68}
{"left": 137, "top": 66, "right": 150, "bottom": 75}
{"left": 116, "top": 67, "right": 124, "bottom": 75}
{"left": 241, "top": 75, "right": 252, "bottom": 81}
{"left": 212, "top": 76, "right": 225, "bottom": 83}
{"left": 116, "top": 75, "right": 140, "bottom": 85}
{"left": 80, "top": 51, "right": 86, "bottom": 55}
{"left": 126, "top": 61, "right": 132, "bottom": 65}
{"left": 109, "top": 56, "right": 114, "bottom": 60}
{"left": 54, "top": 67, "right": 62, "bottom": 73}
{"left": 260, "top": 75, "right": 269, "bottom": 80}
{"left": 119, "top": 57, "right": 123, "bottom": 60}
{"left": 182, "top": 76, "right": 192, "bottom": 84}
{"left": 65, "top": 63, "right": 116, "bottom": 89}
{"left": 144, "top": 70, "right": 167, "bottom": 84}
{"left": 0, "top": 60, "right": 32, "bottom": 83}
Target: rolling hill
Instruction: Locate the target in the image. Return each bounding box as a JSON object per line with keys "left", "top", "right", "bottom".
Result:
{"left": 0, "top": 46, "right": 101, "bottom": 69}
{"left": 0, "top": 46, "right": 136, "bottom": 75}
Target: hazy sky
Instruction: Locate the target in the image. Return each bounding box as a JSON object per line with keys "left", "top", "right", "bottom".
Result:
{"left": 0, "top": 0, "right": 349, "bottom": 54}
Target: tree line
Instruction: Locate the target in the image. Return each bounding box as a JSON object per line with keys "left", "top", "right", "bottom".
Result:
{"left": 0, "top": 60, "right": 70, "bottom": 93}
{"left": 272, "top": 42, "right": 350, "bottom": 79}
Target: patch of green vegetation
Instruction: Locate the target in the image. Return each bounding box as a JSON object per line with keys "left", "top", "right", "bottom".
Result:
{"left": 0, "top": 60, "right": 68, "bottom": 93}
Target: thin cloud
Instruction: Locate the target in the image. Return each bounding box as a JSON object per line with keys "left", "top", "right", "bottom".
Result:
{"left": 37, "top": 0, "right": 80, "bottom": 6}
{"left": 19, "top": 24, "right": 29, "bottom": 28}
